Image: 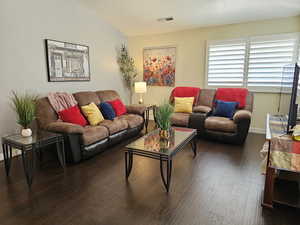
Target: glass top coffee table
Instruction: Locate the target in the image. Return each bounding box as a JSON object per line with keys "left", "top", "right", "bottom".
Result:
{"left": 125, "top": 127, "right": 197, "bottom": 192}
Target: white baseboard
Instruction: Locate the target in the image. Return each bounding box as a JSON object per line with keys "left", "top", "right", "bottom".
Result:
{"left": 0, "top": 153, "right": 3, "bottom": 161}
{"left": 249, "top": 127, "right": 266, "bottom": 134}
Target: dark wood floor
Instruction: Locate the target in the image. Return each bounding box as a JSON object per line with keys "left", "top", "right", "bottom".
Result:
{"left": 0, "top": 124, "right": 299, "bottom": 225}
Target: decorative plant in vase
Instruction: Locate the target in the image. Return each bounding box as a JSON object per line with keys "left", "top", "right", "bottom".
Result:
{"left": 155, "top": 102, "right": 174, "bottom": 139}
{"left": 117, "top": 44, "right": 138, "bottom": 103}
{"left": 10, "top": 91, "right": 38, "bottom": 137}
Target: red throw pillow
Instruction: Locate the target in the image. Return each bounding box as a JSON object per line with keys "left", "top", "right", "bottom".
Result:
{"left": 108, "top": 99, "right": 127, "bottom": 116}
{"left": 170, "top": 87, "right": 201, "bottom": 105}
{"left": 58, "top": 105, "right": 87, "bottom": 126}
{"left": 215, "top": 88, "right": 248, "bottom": 109}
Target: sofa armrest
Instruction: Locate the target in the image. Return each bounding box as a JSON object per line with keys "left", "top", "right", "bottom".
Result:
{"left": 46, "top": 121, "right": 84, "bottom": 134}
{"left": 233, "top": 110, "right": 252, "bottom": 123}
{"left": 126, "top": 105, "right": 146, "bottom": 115}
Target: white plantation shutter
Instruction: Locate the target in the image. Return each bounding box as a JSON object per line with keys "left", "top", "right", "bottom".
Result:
{"left": 207, "top": 40, "right": 246, "bottom": 87}
{"left": 247, "top": 35, "right": 297, "bottom": 91}
{"left": 206, "top": 33, "right": 300, "bottom": 92}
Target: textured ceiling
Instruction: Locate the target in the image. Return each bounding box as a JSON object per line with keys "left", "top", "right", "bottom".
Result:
{"left": 81, "top": 0, "right": 300, "bottom": 36}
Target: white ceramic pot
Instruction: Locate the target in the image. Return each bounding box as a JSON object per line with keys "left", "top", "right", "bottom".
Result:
{"left": 21, "top": 128, "right": 32, "bottom": 137}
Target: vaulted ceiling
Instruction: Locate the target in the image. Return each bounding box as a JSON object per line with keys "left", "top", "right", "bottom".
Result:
{"left": 81, "top": 0, "right": 300, "bottom": 36}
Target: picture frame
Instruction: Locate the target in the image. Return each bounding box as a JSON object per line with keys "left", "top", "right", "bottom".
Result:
{"left": 143, "top": 46, "right": 176, "bottom": 86}
{"left": 45, "top": 39, "right": 91, "bottom": 82}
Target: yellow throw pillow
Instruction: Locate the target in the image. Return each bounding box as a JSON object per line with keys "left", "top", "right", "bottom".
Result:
{"left": 81, "top": 102, "right": 104, "bottom": 126}
{"left": 292, "top": 125, "right": 300, "bottom": 141}
{"left": 174, "top": 97, "right": 194, "bottom": 113}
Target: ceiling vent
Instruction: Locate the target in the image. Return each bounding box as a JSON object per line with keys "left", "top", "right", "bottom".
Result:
{"left": 157, "top": 17, "right": 174, "bottom": 22}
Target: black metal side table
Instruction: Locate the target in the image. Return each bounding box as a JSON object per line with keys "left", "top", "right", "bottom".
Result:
{"left": 1, "top": 130, "right": 65, "bottom": 188}
{"left": 144, "top": 105, "right": 157, "bottom": 133}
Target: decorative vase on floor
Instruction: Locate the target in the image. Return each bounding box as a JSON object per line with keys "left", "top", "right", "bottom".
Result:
{"left": 21, "top": 128, "right": 32, "bottom": 137}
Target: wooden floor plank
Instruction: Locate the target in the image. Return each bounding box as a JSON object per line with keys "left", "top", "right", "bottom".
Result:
{"left": 0, "top": 124, "right": 299, "bottom": 225}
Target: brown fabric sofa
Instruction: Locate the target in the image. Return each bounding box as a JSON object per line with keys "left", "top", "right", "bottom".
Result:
{"left": 36, "top": 90, "right": 145, "bottom": 163}
{"left": 170, "top": 89, "right": 254, "bottom": 145}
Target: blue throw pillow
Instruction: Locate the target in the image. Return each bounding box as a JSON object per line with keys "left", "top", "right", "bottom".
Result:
{"left": 98, "top": 102, "right": 116, "bottom": 120}
{"left": 212, "top": 100, "right": 238, "bottom": 119}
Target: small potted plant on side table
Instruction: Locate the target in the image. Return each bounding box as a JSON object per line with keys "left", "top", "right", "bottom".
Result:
{"left": 155, "top": 103, "right": 174, "bottom": 139}
{"left": 11, "top": 91, "right": 38, "bottom": 137}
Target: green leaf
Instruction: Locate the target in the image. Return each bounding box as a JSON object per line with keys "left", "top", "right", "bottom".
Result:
{"left": 10, "top": 91, "right": 38, "bottom": 128}
{"left": 117, "top": 44, "right": 138, "bottom": 89}
{"left": 155, "top": 102, "right": 174, "bottom": 130}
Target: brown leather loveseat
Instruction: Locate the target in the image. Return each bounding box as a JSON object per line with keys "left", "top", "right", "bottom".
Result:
{"left": 170, "top": 89, "right": 254, "bottom": 145}
{"left": 36, "top": 90, "right": 145, "bottom": 163}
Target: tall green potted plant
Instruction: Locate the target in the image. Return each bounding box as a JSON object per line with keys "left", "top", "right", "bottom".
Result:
{"left": 10, "top": 91, "right": 38, "bottom": 137}
{"left": 155, "top": 102, "right": 174, "bottom": 139}
{"left": 117, "top": 44, "right": 138, "bottom": 103}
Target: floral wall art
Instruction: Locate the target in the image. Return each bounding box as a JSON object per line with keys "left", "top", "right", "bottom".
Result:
{"left": 143, "top": 46, "right": 176, "bottom": 86}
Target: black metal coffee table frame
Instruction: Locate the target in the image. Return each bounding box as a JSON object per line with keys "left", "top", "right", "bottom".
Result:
{"left": 125, "top": 130, "right": 197, "bottom": 192}
{"left": 2, "top": 133, "right": 65, "bottom": 188}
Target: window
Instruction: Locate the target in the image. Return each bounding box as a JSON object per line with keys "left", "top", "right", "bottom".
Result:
{"left": 206, "top": 33, "right": 300, "bottom": 92}
{"left": 206, "top": 40, "right": 246, "bottom": 87}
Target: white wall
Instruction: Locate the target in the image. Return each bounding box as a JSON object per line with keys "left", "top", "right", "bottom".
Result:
{"left": 128, "top": 16, "right": 300, "bottom": 132}
{"left": 0, "top": 0, "right": 128, "bottom": 141}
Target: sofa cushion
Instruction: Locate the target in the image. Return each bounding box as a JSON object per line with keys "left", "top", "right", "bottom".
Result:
{"left": 245, "top": 92, "right": 254, "bottom": 112}
{"left": 99, "top": 102, "right": 116, "bottom": 120}
{"left": 117, "top": 114, "right": 144, "bottom": 128}
{"left": 108, "top": 99, "right": 127, "bottom": 116}
{"left": 58, "top": 105, "right": 88, "bottom": 126}
{"left": 215, "top": 88, "right": 248, "bottom": 109}
{"left": 169, "top": 87, "right": 200, "bottom": 105}
{"left": 81, "top": 102, "right": 104, "bottom": 126}
{"left": 73, "top": 92, "right": 100, "bottom": 106}
{"left": 170, "top": 112, "right": 190, "bottom": 127}
{"left": 205, "top": 116, "right": 237, "bottom": 133}
{"left": 174, "top": 97, "right": 194, "bottom": 113}
{"left": 96, "top": 90, "right": 120, "bottom": 102}
{"left": 212, "top": 100, "right": 238, "bottom": 119}
{"left": 198, "top": 89, "right": 216, "bottom": 107}
{"left": 99, "top": 119, "right": 128, "bottom": 135}
{"left": 82, "top": 125, "right": 109, "bottom": 145}
{"left": 193, "top": 105, "right": 211, "bottom": 113}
